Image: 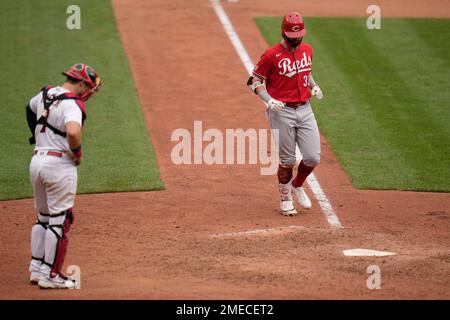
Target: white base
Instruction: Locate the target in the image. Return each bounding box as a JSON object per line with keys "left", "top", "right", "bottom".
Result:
{"left": 343, "top": 248, "right": 397, "bottom": 257}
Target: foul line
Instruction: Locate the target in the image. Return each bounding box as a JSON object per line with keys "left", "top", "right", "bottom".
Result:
{"left": 210, "top": 0, "right": 342, "bottom": 229}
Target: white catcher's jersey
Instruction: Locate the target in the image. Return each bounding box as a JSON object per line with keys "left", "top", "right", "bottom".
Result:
{"left": 29, "top": 86, "right": 83, "bottom": 153}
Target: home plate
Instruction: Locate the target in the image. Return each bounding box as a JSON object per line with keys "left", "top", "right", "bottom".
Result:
{"left": 343, "top": 248, "right": 397, "bottom": 257}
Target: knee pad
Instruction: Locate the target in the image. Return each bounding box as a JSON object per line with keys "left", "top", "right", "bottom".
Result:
{"left": 44, "top": 209, "right": 74, "bottom": 277}
{"left": 277, "top": 164, "right": 293, "bottom": 184}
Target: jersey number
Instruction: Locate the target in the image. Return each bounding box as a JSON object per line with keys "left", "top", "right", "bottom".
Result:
{"left": 303, "top": 75, "right": 309, "bottom": 87}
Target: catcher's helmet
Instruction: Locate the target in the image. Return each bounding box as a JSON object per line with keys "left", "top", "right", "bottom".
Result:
{"left": 281, "top": 12, "right": 306, "bottom": 38}
{"left": 63, "top": 63, "right": 102, "bottom": 101}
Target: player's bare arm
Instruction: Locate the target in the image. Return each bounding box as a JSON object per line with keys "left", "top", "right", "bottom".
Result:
{"left": 66, "top": 121, "right": 82, "bottom": 166}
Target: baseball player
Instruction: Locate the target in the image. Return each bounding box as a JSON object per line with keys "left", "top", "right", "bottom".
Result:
{"left": 26, "top": 63, "right": 101, "bottom": 289}
{"left": 248, "top": 12, "right": 323, "bottom": 216}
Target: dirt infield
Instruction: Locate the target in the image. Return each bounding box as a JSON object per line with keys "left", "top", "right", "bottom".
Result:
{"left": 0, "top": 0, "right": 449, "bottom": 299}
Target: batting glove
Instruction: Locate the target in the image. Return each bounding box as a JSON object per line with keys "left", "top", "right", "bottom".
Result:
{"left": 311, "top": 85, "right": 324, "bottom": 100}
{"left": 267, "top": 98, "right": 285, "bottom": 112}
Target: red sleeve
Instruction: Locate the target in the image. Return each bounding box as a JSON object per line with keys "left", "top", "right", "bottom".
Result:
{"left": 253, "top": 50, "right": 272, "bottom": 80}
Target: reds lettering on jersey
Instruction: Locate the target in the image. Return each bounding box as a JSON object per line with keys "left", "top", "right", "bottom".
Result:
{"left": 253, "top": 42, "right": 313, "bottom": 102}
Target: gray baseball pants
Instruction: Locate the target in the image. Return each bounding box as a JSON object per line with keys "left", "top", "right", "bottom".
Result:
{"left": 268, "top": 101, "right": 321, "bottom": 167}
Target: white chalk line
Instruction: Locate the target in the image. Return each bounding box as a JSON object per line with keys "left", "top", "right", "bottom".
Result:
{"left": 210, "top": 0, "right": 254, "bottom": 75}
{"left": 210, "top": 0, "right": 343, "bottom": 230}
{"left": 306, "top": 175, "right": 342, "bottom": 229}
{"left": 209, "top": 225, "right": 306, "bottom": 238}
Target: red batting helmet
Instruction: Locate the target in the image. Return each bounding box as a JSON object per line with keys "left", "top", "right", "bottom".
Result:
{"left": 281, "top": 12, "right": 306, "bottom": 38}
{"left": 63, "top": 63, "right": 102, "bottom": 101}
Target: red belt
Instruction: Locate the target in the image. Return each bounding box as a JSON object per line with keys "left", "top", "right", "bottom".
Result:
{"left": 34, "top": 150, "right": 63, "bottom": 158}
{"left": 285, "top": 101, "right": 307, "bottom": 108}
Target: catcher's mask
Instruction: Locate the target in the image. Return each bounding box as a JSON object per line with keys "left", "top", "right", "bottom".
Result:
{"left": 63, "top": 63, "right": 102, "bottom": 101}
{"left": 281, "top": 12, "right": 306, "bottom": 48}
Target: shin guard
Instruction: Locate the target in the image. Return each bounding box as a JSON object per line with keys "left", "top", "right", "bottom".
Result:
{"left": 30, "top": 213, "right": 49, "bottom": 271}
{"left": 44, "top": 209, "right": 74, "bottom": 278}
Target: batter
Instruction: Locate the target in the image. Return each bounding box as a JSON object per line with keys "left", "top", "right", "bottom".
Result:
{"left": 248, "top": 12, "right": 324, "bottom": 216}
{"left": 26, "top": 63, "right": 101, "bottom": 289}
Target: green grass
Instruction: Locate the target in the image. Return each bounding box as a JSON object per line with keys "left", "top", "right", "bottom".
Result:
{"left": 255, "top": 17, "right": 450, "bottom": 192}
{"left": 0, "top": 0, "right": 164, "bottom": 200}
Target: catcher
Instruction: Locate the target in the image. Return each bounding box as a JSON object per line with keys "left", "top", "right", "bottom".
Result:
{"left": 26, "top": 63, "right": 101, "bottom": 289}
